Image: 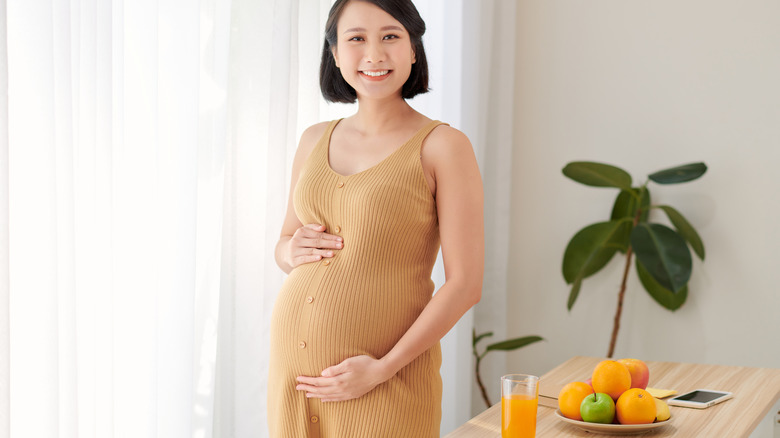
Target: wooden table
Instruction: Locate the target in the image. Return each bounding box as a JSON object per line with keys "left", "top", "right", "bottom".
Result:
{"left": 445, "top": 356, "right": 780, "bottom": 437}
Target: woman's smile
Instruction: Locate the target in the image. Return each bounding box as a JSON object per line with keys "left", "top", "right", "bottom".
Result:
{"left": 360, "top": 69, "right": 392, "bottom": 80}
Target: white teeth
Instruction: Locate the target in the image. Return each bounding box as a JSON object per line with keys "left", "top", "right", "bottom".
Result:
{"left": 362, "top": 70, "right": 389, "bottom": 77}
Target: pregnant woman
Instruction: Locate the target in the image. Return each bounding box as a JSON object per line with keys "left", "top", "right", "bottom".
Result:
{"left": 268, "top": 0, "right": 484, "bottom": 436}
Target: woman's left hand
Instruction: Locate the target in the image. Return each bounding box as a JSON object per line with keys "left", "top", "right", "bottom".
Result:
{"left": 296, "top": 355, "right": 393, "bottom": 402}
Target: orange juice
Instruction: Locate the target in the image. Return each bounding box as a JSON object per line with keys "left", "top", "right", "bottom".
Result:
{"left": 501, "top": 394, "right": 538, "bottom": 438}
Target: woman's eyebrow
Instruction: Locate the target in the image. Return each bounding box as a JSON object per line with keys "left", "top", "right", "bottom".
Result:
{"left": 343, "top": 25, "right": 404, "bottom": 34}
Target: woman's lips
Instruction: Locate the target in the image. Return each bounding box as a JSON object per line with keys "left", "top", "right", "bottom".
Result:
{"left": 360, "top": 70, "right": 391, "bottom": 81}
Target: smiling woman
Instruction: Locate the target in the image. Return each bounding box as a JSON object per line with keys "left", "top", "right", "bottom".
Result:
{"left": 267, "top": 0, "right": 484, "bottom": 437}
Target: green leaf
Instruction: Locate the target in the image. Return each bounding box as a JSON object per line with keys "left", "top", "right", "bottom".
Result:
{"left": 563, "top": 162, "right": 633, "bottom": 191}
{"left": 610, "top": 187, "right": 651, "bottom": 252}
{"left": 657, "top": 205, "right": 705, "bottom": 260}
{"left": 648, "top": 162, "right": 707, "bottom": 184}
{"left": 567, "top": 276, "right": 584, "bottom": 311}
{"left": 636, "top": 258, "right": 688, "bottom": 310}
{"left": 630, "top": 223, "right": 692, "bottom": 293}
{"left": 562, "top": 221, "right": 625, "bottom": 284}
{"left": 486, "top": 336, "right": 544, "bottom": 352}
{"left": 473, "top": 331, "right": 494, "bottom": 347}
{"left": 611, "top": 187, "right": 651, "bottom": 221}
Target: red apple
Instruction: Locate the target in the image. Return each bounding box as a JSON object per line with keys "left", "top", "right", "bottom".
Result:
{"left": 584, "top": 378, "right": 594, "bottom": 390}
{"left": 617, "top": 358, "right": 650, "bottom": 390}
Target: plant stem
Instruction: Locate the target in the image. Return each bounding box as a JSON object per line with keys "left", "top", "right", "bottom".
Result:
{"left": 608, "top": 246, "right": 633, "bottom": 358}
{"left": 475, "top": 354, "right": 492, "bottom": 408}
{"left": 608, "top": 209, "right": 642, "bottom": 358}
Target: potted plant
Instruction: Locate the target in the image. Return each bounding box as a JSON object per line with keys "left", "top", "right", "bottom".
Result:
{"left": 472, "top": 329, "right": 543, "bottom": 408}
{"left": 561, "top": 161, "right": 707, "bottom": 358}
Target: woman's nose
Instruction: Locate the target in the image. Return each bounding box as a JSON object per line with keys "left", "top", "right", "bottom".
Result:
{"left": 364, "top": 41, "right": 385, "bottom": 63}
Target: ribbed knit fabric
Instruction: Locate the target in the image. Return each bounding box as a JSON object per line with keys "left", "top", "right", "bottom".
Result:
{"left": 268, "top": 119, "right": 446, "bottom": 438}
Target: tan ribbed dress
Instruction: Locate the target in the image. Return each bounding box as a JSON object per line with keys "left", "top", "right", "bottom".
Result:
{"left": 268, "top": 119, "right": 446, "bottom": 437}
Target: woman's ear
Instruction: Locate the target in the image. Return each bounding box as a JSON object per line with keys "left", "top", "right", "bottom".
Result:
{"left": 332, "top": 46, "right": 340, "bottom": 68}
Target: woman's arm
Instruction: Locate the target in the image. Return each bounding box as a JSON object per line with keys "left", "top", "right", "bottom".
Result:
{"left": 296, "top": 125, "right": 484, "bottom": 401}
{"left": 275, "top": 122, "right": 344, "bottom": 274}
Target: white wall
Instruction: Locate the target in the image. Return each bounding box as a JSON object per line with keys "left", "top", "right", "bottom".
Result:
{"left": 506, "top": 0, "right": 780, "bottom": 387}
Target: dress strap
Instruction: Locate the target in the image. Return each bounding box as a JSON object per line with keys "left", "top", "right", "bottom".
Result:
{"left": 318, "top": 119, "right": 343, "bottom": 147}
{"left": 310, "top": 119, "right": 343, "bottom": 163}
{"left": 411, "top": 120, "right": 449, "bottom": 154}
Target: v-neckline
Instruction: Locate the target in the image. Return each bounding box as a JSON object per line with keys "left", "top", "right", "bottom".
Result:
{"left": 325, "top": 118, "right": 436, "bottom": 179}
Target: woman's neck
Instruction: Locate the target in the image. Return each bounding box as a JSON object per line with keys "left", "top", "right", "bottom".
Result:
{"left": 350, "top": 95, "right": 419, "bottom": 135}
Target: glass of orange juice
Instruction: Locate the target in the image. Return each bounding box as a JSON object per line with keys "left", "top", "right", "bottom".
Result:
{"left": 501, "top": 374, "right": 539, "bottom": 438}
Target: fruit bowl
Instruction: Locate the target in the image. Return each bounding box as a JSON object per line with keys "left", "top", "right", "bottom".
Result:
{"left": 554, "top": 410, "right": 672, "bottom": 435}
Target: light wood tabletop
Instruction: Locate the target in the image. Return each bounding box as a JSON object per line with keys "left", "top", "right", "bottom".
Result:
{"left": 445, "top": 356, "right": 780, "bottom": 437}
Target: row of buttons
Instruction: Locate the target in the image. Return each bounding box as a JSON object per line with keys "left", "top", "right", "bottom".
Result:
{"left": 327, "top": 223, "right": 341, "bottom": 267}
{"left": 332, "top": 181, "right": 343, "bottom": 269}
{"left": 334, "top": 182, "right": 343, "bottom": 265}
{"left": 302, "top": 180, "right": 341, "bottom": 431}
{"left": 298, "top": 294, "right": 316, "bottom": 349}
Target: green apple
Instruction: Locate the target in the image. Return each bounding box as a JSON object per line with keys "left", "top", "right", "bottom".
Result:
{"left": 580, "top": 393, "right": 616, "bottom": 424}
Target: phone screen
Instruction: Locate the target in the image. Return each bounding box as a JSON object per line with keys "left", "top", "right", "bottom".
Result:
{"left": 674, "top": 390, "right": 726, "bottom": 403}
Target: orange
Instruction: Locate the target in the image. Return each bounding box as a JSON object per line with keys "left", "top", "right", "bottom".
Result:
{"left": 616, "top": 388, "right": 657, "bottom": 424}
{"left": 558, "top": 381, "right": 594, "bottom": 421}
{"left": 591, "top": 360, "right": 631, "bottom": 401}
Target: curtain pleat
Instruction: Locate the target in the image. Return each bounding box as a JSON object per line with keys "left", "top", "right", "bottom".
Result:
{"left": 193, "top": 0, "right": 231, "bottom": 436}
{"left": 112, "top": 1, "right": 163, "bottom": 435}
{"left": 4, "top": 0, "right": 230, "bottom": 436}
{"left": 7, "top": 2, "right": 60, "bottom": 437}
{"left": 463, "top": 0, "right": 518, "bottom": 417}
{"left": 0, "top": 0, "right": 10, "bottom": 436}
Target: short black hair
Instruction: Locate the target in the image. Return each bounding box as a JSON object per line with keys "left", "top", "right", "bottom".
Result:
{"left": 320, "top": 0, "right": 430, "bottom": 104}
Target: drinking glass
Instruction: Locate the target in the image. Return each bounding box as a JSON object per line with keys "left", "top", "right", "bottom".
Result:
{"left": 501, "top": 374, "right": 539, "bottom": 438}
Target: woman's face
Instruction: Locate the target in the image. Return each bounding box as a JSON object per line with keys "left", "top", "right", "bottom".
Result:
{"left": 332, "top": 1, "right": 416, "bottom": 102}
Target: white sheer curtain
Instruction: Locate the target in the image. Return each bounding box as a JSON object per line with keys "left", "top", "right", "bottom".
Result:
{"left": 1, "top": 0, "right": 9, "bottom": 436}
{"left": 1, "top": 0, "right": 516, "bottom": 437}
{"left": 2, "top": 0, "right": 230, "bottom": 437}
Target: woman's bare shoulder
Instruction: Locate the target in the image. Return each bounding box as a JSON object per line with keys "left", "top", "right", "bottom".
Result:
{"left": 289, "top": 121, "right": 333, "bottom": 168}
{"left": 298, "top": 121, "right": 332, "bottom": 151}
{"left": 422, "top": 124, "right": 474, "bottom": 159}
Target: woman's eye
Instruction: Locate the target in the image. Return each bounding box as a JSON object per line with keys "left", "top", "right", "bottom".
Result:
{"left": 383, "top": 34, "right": 399, "bottom": 40}
{"left": 348, "top": 36, "right": 364, "bottom": 42}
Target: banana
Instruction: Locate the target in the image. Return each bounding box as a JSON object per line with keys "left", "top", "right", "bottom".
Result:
{"left": 654, "top": 397, "right": 671, "bottom": 422}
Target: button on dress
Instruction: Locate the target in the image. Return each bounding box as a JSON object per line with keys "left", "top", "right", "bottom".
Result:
{"left": 268, "top": 119, "right": 446, "bottom": 437}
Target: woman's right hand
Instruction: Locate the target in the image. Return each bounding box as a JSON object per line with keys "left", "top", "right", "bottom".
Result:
{"left": 284, "top": 224, "right": 343, "bottom": 269}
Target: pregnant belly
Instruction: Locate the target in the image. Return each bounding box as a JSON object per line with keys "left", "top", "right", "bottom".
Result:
{"left": 270, "top": 263, "right": 431, "bottom": 374}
